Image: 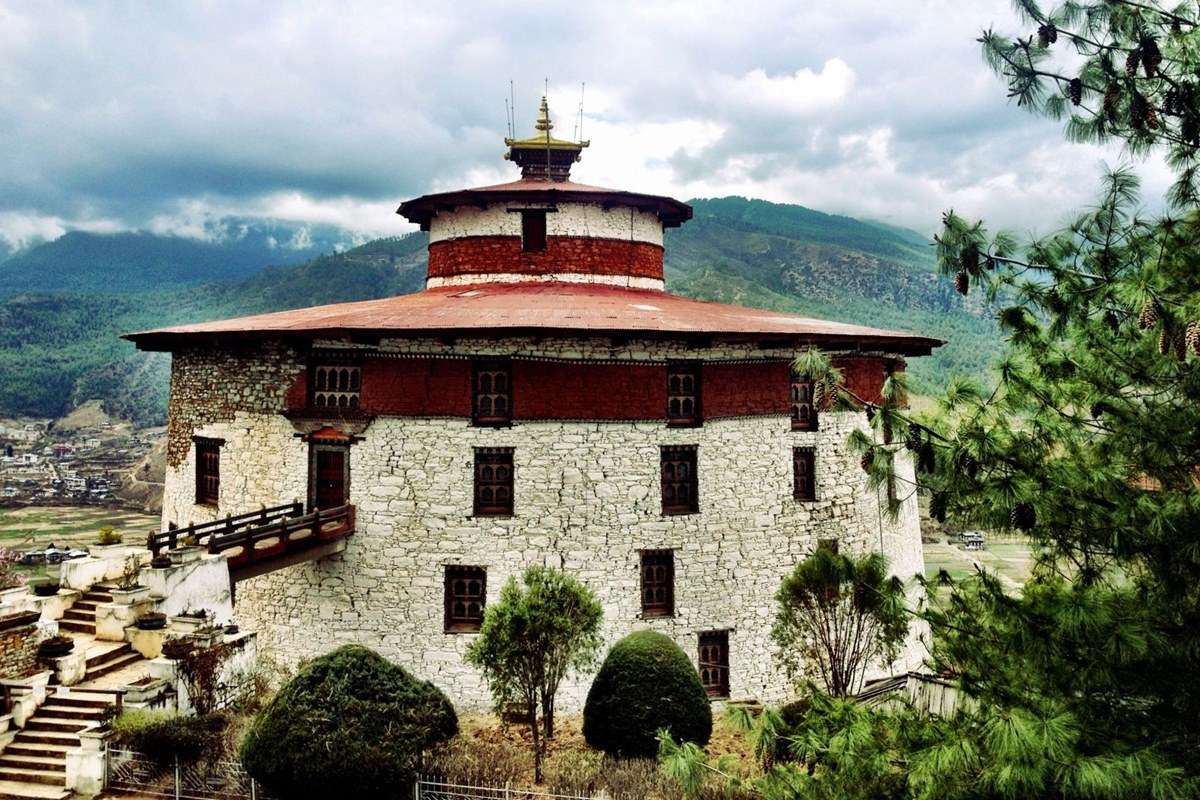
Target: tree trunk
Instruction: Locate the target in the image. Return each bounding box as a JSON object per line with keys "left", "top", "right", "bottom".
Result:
{"left": 528, "top": 697, "right": 543, "bottom": 784}
{"left": 541, "top": 692, "right": 555, "bottom": 740}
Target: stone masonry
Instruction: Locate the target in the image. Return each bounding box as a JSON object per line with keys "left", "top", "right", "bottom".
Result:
{"left": 160, "top": 336, "right": 925, "bottom": 711}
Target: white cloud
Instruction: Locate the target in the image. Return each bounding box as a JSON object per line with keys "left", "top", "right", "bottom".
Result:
{"left": 715, "top": 60, "right": 856, "bottom": 116}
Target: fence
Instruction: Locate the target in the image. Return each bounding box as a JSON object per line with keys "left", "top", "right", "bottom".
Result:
{"left": 415, "top": 777, "right": 592, "bottom": 800}
{"left": 106, "top": 748, "right": 270, "bottom": 800}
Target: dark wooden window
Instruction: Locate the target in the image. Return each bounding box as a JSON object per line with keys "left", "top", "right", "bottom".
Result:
{"left": 473, "top": 360, "right": 512, "bottom": 426}
{"left": 667, "top": 361, "right": 701, "bottom": 426}
{"left": 474, "top": 448, "right": 514, "bottom": 516}
{"left": 521, "top": 210, "right": 547, "bottom": 252}
{"left": 661, "top": 445, "right": 699, "bottom": 515}
{"left": 309, "top": 444, "right": 349, "bottom": 510}
{"left": 444, "top": 565, "right": 486, "bottom": 633}
{"left": 311, "top": 363, "right": 361, "bottom": 410}
{"left": 793, "top": 446, "right": 816, "bottom": 501}
{"left": 699, "top": 630, "right": 730, "bottom": 698}
{"left": 791, "top": 371, "right": 818, "bottom": 431}
{"left": 194, "top": 438, "right": 221, "bottom": 506}
{"left": 818, "top": 538, "right": 840, "bottom": 554}
{"left": 640, "top": 549, "right": 674, "bottom": 617}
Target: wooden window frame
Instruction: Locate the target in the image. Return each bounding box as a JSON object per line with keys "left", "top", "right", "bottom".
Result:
{"left": 793, "top": 446, "right": 816, "bottom": 502}
{"left": 698, "top": 630, "right": 730, "bottom": 698}
{"left": 639, "top": 549, "right": 675, "bottom": 618}
{"left": 473, "top": 447, "right": 514, "bottom": 517}
{"left": 521, "top": 209, "right": 547, "bottom": 252}
{"left": 667, "top": 361, "right": 702, "bottom": 427}
{"left": 661, "top": 445, "right": 699, "bottom": 515}
{"left": 791, "top": 371, "right": 818, "bottom": 431}
{"left": 310, "top": 361, "right": 362, "bottom": 411}
{"left": 308, "top": 442, "right": 350, "bottom": 511}
{"left": 472, "top": 359, "right": 512, "bottom": 427}
{"left": 444, "top": 565, "right": 487, "bottom": 633}
{"left": 193, "top": 437, "right": 222, "bottom": 507}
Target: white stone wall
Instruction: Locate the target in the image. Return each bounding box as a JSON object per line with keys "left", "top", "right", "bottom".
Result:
{"left": 428, "top": 202, "right": 663, "bottom": 247}
{"left": 161, "top": 338, "right": 926, "bottom": 711}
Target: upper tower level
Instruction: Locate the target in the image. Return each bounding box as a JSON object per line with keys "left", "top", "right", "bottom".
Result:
{"left": 397, "top": 98, "right": 691, "bottom": 291}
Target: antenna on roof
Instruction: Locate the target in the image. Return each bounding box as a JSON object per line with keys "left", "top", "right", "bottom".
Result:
{"left": 510, "top": 80, "right": 517, "bottom": 135}
{"left": 504, "top": 95, "right": 512, "bottom": 139}
{"left": 576, "top": 82, "right": 586, "bottom": 143}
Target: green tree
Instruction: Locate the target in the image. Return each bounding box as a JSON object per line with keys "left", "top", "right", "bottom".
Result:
{"left": 464, "top": 566, "right": 602, "bottom": 783}
{"left": 664, "top": 2, "right": 1200, "bottom": 798}
{"left": 772, "top": 548, "right": 908, "bottom": 698}
{"left": 240, "top": 645, "right": 457, "bottom": 799}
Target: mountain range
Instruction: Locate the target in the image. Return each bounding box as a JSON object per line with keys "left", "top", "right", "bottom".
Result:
{"left": 0, "top": 198, "right": 998, "bottom": 426}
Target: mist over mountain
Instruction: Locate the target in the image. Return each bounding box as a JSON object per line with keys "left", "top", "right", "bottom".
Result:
{"left": 0, "top": 218, "right": 366, "bottom": 297}
{"left": 0, "top": 199, "right": 996, "bottom": 425}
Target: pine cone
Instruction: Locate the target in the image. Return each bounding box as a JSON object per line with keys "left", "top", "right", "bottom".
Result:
{"left": 985, "top": 255, "right": 997, "bottom": 270}
{"left": 1126, "top": 50, "right": 1141, "bottom": 78}
{"left": 1141, "top": 37, "right": 1162, "bottom": 77}
{"left": 1184, "top": 115, "right": 1200, "bottom": 146}
{"left": 955, "top": 270, "right": 969, "bottom": 296}
{"left": 1159, "top": 328, "right": 1170, "bottom": 355}
{"left": 1104, "top": 309, "right": 1120, "bottom": 331}
{"left": 1037, "top": 23, "right": 1057, "bottom": 48}
{"left": 919, "top": 441, "right": 936, "bottom": 475}
{"left": 1164, "top": 88, "right": 1182, "bottom": 116}
{"left": 958, "top": 451, "right": 979, "bottom": 480}
{"left": 1175, "top": 331, "right": 1187, "bottom": 361}
{"left": 860, "top": 450, "right": 875, "bottom": 473}
{"left": 905, "top": 423, "right": 922, "bottom": 452}
{"left": 1131, "top": 93, "right": 1149, "bottom": 129}
{"left": 930, "top": 492, "right": 947, "bottom": 524}
{"left": 1068, "top": 77, "right": 1083, "bottom": 106}
{"left": 960, "top": 242, "right": 980, "bottom": 275}
{"left": 1185, "top": 321, "right": 1200, "bottom": 355}
{"left": 1010, "top": 502, "right": 1036, "bottom": 531}
{"left": 1138, "top": 300, "right": 1160, "bottom": 330}
{"left": 1103, "top": 83, "right": 1121, "bottom": 117}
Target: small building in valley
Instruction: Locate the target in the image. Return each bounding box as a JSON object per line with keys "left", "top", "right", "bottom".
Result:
{"left": 126, "top": 98, "right": 942, "bottom": 710}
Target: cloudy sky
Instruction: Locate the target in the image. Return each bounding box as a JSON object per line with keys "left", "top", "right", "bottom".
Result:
{"left": 0, "top": 0, "right": 1173, "bottom": 252}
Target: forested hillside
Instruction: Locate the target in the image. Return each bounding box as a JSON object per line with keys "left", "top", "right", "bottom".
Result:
{"left": 0, "top": 199, "right": 997, "bottom": 425}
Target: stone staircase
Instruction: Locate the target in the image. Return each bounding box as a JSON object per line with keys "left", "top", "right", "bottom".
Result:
{"left": 0, "top": 690, "right": 117, "bottom": 800}
{"left": 55, "top": 588, "right": 112, "bottom": 637}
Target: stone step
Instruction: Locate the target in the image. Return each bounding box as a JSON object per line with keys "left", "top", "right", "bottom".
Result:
{"left": 0, "top": 768, "right": 64, "bottom": 787}
{"left": 44, "top": 695, "right": 109, "bottom": 710}
{"left": 0, "top": 779, "right": 70, "bottom": 800}
{"left": 21, "top": 719, "right": 88, "bottom": 735}
{"left": 79, "top": 592, "right": 112, "bottom": 605}
{"left": 31, "top": 705, "right": 104, "bottom": 721}
{"left": 55, "top": 620, "right": 94, "bottom": 635}
{"left": 83, "top": 643, "right": 131, "bottom": 669}
{"left": 0, "top": 757, "right": 63, "bottom": 774}
{"left": 0, "top": 747, "right": 68, "bottom": 761}
{"left": 59, "top": 610, "right": 93, "bottom": 623}
{"left": 69, "top": 601, "right": 98, "bottom": 613}
{"left": 8, "top": 733, "right": 79, "bottom": 749}
{"left": 83, "top": 651, "right": 142, "bottom": 682}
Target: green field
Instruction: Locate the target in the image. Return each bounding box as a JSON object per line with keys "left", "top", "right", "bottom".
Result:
{"left": 0, "top": 505, "right": 158, "bottom": 576}
{"left": 923, "top": 534, "right": 1035, "bottom": 597}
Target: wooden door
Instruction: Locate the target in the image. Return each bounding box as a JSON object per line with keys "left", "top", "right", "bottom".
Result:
{"left": 312, "top": 447, "right": 347, "bottom": 510}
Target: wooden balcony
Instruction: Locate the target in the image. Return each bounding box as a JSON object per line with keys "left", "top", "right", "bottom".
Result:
{"left": 147, "top": 503, "right": 355, "bottom": 583}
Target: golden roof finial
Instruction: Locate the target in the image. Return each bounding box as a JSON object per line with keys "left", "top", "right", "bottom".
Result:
{"left": 534, "top": 96, "right": 553, "bottom": 133}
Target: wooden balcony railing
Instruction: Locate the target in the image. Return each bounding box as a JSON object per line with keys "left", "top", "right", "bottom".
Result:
{"left": 147, "top": 502, "right": 355, "bottom": 581}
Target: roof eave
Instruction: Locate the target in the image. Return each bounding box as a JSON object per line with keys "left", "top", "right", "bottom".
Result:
{"left": 123, "top": 326, "right": 943, "bottom": 357}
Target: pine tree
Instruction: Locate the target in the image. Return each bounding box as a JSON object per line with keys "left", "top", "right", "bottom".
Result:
{"left": 663, "top": 2, "right": 1200, "bottom": 798}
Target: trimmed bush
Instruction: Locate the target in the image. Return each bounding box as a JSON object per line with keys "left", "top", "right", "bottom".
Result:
{"left": 582, "top": 630, "right": 711, "bottom": 758}
{"left": 240, "top": 644, "right": 457, "bottom": 799}
{"left": 112, "top": 710, "right": 226, "bottom": 764}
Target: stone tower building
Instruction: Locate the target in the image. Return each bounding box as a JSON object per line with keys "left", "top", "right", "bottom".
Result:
{"left": 128, "top": 98, "right": 942, "bottom": 710}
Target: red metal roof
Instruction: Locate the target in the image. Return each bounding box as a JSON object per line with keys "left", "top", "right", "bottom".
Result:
{"left": 125, "top": 282, "right": 943, "bottom": 354}
{"left": 397, "top": 179, "right": 693, "bottom": 229}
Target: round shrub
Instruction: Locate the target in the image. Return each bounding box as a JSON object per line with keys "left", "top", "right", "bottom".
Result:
{"left": 582, "top": 630, "right": 711, "bottom": 758}
{"left": 240, "top": 644, "right": 457, "bottom": 799}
